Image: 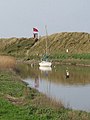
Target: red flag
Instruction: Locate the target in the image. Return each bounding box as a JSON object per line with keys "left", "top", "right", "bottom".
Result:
{"left": 33, "top": 28, "right": 38, "bottom": 32}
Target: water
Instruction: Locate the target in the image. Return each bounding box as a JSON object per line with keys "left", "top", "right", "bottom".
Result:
{"left": 16, "top": 63, "right": 90, "bottom": 112}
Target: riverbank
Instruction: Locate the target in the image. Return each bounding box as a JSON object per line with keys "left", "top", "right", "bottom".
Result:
{"left": 18, "top": 58, "right": 90, "bottom": 68}
{"left": 0, "top": 69, "right": 90, "bottom": 120}
{"left": 52, "top": 59, "right": 90, "bottom": 67}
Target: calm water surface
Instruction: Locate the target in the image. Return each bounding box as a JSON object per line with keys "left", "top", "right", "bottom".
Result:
{"left": 16, "top": 63, "right": 90, "bottom": 112}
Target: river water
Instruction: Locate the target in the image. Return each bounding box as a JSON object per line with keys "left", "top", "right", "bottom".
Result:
{"left": 16, "top": 63, "right": 90, "bottom": 112}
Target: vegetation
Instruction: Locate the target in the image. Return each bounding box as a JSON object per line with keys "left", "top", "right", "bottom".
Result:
{"left": 0, "top": 32, "right": 90, "bottom": 62}
{"left": 0, "top": 55, "right": 16, "bottom": 69}
{"left": 0, "top": 37, "right": 36, "bottom": 58}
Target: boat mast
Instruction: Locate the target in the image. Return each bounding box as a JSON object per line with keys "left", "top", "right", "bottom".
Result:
{"left": 45, "top": 25, "right": 48, "bottom": 56}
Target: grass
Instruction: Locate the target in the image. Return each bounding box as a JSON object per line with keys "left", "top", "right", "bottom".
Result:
{"left": 49, "top": 53, "right": 90, "bottom": 60}
{"left": 0, "top": 37, "right": 36, "bottom": 58}
{"left": 49, "top": 53, "right": 69, "bottom": 60}
{"left": 71, "top": 53, "right": 90, "bottom": 59}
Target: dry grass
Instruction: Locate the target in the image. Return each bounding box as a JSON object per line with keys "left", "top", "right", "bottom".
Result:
{"left": 30, "top": 94, "right": 64, "bottom": 109}
{"left": 0, "top": 55, "right": 16, "bottom": 69}
{"left": 5, "top": 94, "right": 25, "bottom": 105}
{"left": 29, "top": 32, "right": 90, "bottom": 56}
{"left": 0, "top": 32, "right": 90, "bottom": 60}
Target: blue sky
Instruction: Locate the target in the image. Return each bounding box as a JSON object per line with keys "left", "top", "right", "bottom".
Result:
{"left": 0, "top": 0, "right": 90, "bottom": 37}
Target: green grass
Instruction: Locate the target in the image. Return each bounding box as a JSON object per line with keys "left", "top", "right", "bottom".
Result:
{"left": 71, "top": 53, "right": 90, "bottom": 59}
{"left": 49, "top": 53, "right": 69, "bottom": 60}
{"left": 0, "top": 97, "right": 90, "bottom": 120}
{"left": 49, "top": 53, "right": 90, "bottom": 60}
{"left": 0, "top": 71, "right": 25, "bottom": 97}
{"left": 0, "top": 97, "right": 64, "bottom": 120}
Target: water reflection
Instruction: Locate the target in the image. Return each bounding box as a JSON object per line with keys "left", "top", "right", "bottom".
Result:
{"left": 65, "top": 68, "right": 70, "bottom": 79}
{"left": 39, "top": 66, "right": 52, "bottom": 72}
{"left": 16, "top": 63, "right": 90, "bottom": 112}
{"left": 35, "top": 75, "right": 39, "bottom": 88}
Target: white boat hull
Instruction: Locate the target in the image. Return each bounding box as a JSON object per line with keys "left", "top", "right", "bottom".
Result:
{"left": 39, "top": 61, "right": 52, "bottom": 67}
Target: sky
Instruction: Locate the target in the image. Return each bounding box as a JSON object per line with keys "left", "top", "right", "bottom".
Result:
{"left": 0, "top": 0, "right": 90, "bottom": 38}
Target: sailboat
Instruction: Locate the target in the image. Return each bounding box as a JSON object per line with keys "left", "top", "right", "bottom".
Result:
{"left": 39, "top": 61, "right": 52, "bottom": 67}
{"left": 39, "top": 26, "right": 52, "bottom": 67}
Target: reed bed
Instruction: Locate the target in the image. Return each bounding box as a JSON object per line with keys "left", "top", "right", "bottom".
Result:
{"left": 0, "top": 55, "right": 16, "bottom": 69}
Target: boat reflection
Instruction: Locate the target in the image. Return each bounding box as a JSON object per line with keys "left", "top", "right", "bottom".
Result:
{"left": 39, "top": 66, "right": 52, "bottom": 72}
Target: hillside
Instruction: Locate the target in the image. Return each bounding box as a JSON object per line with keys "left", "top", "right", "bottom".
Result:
{"left": 0, "top": 37, "right": 36, "bottom": 58}
{"left": 29, "top": 32, "right": 90, "bottom": 54}
{"left": 0, "top": 32, "right": 90, "bottom": 60}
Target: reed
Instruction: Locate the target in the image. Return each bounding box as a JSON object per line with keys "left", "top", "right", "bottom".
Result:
{"left": 0, "top": 55, "right": 16, "bottom": 69}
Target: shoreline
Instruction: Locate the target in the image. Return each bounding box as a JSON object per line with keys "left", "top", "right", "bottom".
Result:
{"left": 0, "top": 67, "right": 90, "bottom": 119}
{"left": 17, "top": 58, "right": 90, "bottom": 67}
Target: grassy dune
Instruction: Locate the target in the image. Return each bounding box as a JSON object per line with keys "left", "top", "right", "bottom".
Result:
{"left": 0, "top": 37, "right": 36, "bottom": 58}
{"left": 0, "top": 32, "right": 90, "bottom": 62}
{"left": 28, "top": 32, "right": 90, "bottom": 57}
